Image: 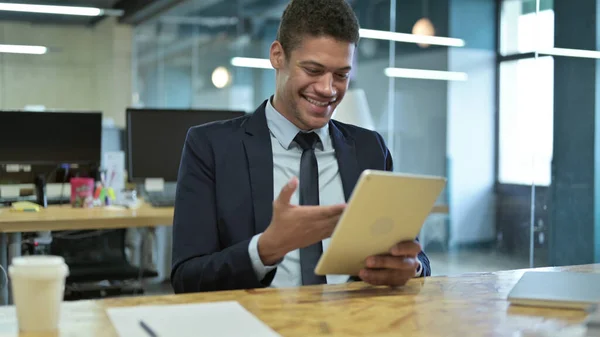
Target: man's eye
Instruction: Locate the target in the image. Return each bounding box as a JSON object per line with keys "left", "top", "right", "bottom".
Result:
{"left": 336, "top": 73, "right": 349, "bottom": 79}
{"left": 305, "top": 68, "right": 320, "bottom": 74}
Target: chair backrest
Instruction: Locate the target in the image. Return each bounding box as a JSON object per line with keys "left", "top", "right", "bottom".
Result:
{"left": 50, "top": 229, "right": 127, "bottom": 265}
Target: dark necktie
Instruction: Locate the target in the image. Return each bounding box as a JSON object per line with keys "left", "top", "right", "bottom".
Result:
{"left": 294, "top": 132, "right": 327, "bottom": 285}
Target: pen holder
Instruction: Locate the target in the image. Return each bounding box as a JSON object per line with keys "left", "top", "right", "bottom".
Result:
{"left": 70, "top": 177, "right": 94, "bottom": 208}
{"left": 93, "top": 186, "right": 116, "bottom": 206}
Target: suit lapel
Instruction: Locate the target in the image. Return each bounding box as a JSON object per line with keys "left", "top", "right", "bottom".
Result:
{"left": 329, "top": 122, "right": 361, "bottom": 202}
{"left": 242, "top": 101, "right": 274, "bottom": 234}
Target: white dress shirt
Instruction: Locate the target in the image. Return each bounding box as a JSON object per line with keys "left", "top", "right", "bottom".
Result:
{"left": 247, "top": 98, "right": 422, "bottom": 287}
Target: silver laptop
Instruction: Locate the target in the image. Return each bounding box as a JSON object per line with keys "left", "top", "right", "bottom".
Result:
{"left": 507, "top": 271, "right": 600, "bottom": 310}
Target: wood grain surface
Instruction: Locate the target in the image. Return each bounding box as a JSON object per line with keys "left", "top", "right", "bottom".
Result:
{"left": 0, "top": 264, "right": 597, "bottom": 337}
{"left": 0, "top": 202, "right": 173, "bottom": 232}
{"left": 0, "top": 203, "right": 446, "bottom": 233}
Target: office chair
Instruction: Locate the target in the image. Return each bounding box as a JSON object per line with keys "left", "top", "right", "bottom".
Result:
{"left": 50, "top": 229, "right": 158, "bottom": 300}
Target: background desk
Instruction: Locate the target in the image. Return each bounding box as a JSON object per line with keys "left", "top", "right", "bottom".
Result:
{"left": 0, "top": 202, "right": 173, "bottom": 232}
{"left": 0, "top": 202, "right": 174, "bottom": 305}
{"left": 0, "top": 264, "right": 595, "bottom": 336}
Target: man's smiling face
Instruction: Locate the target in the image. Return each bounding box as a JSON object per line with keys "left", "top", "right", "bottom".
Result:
{"left": 271, "top": 35, "right": 355, "bottom": 131}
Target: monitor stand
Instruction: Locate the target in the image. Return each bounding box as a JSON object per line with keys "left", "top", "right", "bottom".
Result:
{"left": 34, "top": 174, "right": 48, "bottom": 208}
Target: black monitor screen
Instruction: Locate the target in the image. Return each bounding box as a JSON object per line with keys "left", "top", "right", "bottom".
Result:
{"left": 127, "top": 108, "right": 245, "bottom": 182}
{"left": 0, "top": 110, "right": 102, "bottom": 165}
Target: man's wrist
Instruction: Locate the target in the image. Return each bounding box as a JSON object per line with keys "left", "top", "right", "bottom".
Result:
{"left": 414, "top": 258, "right": 423, "bottom": 277}
{"left": 248, "top": 234, "right": 278, "bottom": 282}
{"left": 257, "top": 232, "right": 286, "bottom": 266}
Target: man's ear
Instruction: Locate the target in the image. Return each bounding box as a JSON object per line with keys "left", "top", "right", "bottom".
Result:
{"left": 270, "top": 41, "right": 285, "bottom": 69}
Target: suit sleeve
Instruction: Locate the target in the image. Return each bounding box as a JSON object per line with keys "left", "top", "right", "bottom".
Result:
{"left": 170, "top": 128, "right": 275, "bottom": 293}
{"left": 376, "top": 131, "right": 431, "bottom": 278}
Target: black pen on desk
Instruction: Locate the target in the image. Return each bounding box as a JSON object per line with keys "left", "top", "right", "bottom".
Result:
{"left": 139, "top": 320, "right": 158, "bottom": 337}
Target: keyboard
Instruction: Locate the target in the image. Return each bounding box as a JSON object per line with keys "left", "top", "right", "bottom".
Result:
{"left": 145, "top": 193, "right": 175, "bottom": 207}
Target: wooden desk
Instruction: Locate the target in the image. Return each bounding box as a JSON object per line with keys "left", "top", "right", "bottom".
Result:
{"left": 0, "top": 202, "right": 445, "bottom": 233}
{"left": 0, "top": 264, "right": 596, "bottom": 337}
{"left": 0, "top": 202, "right": 174, "bottom": 305}
{"left": 0, "top": 202, "right": 173, "bottom": 233}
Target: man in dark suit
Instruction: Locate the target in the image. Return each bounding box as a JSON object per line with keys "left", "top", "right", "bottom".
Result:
{"left": 171, "top": 0, "right": 431, "bottom": 294}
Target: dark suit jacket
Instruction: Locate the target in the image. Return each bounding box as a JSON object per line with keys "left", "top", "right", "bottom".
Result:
{"left": 170, "top": 100, "right": 431, "bottom": 293}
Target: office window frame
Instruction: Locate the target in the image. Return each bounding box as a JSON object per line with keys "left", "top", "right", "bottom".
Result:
{"left": 495, "top": 0, "right": 555, "bottom": 187}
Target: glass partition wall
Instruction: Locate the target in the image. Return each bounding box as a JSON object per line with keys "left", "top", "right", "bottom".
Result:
{"left": 132, "top": 0, "right": 600, "bottom": 276}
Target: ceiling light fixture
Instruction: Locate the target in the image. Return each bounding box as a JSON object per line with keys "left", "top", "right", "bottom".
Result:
{"left": 359, "top": 28, "right": 465, "bottom": 48}
{"left": 411, "top": 0, "right": 435, "bottom": 48}
{"left": 384, "top": 67, "right": 468, "bottom": 81}
{"left": 411, "top": 18, "right": 436, "bottom": 48}
{"left": 230, "top": 57, "right": 273, "bottom": 69}
{"left": 229, "top": 57, "right": 469, "bottom": 82}
{"left": 0, "top": 44, "right": 47, "bottom": 55}
{"left": 0, "top": 2, "right": 123, "bottom": 16}
{"left": 539, "top": 47, "right": 600, "bottom": 59}
{"left": 211, "top": 66, "right": 231, "bottom": 89}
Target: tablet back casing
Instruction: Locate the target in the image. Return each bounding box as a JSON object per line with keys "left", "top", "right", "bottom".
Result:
{"left": 315, "top": 170, "right": 446, "bottom": 276}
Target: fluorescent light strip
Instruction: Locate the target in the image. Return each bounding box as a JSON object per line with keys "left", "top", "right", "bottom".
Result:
{"left": 0, "top": 3, "right": 102, "bottom": 16}
{"left": 539, "top": 47, "right": 600, "bottom": 59}
{"left": 384, "top": 67, "right": 468, "bottom": 81}
{"left": 360, "top": 28, "right": 465, "bottom": 47}
{"left": 230, "top": 57, "right": 468, "bottom": 82}
{"left": 0, "top": 44, "right": 47, "bottom": 55}
{"left": 230, "top": 57, "right": 273, "bottom": 69}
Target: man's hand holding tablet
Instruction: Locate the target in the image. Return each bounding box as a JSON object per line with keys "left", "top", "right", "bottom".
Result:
{"left": 359, "top": 240, "right": 423, "bottom": 286}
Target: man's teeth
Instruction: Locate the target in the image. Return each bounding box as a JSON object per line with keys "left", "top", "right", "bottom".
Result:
{"left": 305, "top": 97, "right": 332, "bottom": 107}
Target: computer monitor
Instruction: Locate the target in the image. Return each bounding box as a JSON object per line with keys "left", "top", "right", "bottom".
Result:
{"left": 0, "top": 110, "right": 102, "bottom": 166}
{"left": 126, "top": 108, "right": 245, "bottom": 183}
{"left": 0, "top": 110, "right": 101, "bottom": 197}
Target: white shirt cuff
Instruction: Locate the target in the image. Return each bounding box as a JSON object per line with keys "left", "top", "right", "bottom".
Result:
{"left": 248, "top": 233, "right": 279, "bottom": 281}
{"left": 414, "top": 258, "right": 423, "bottom": 277}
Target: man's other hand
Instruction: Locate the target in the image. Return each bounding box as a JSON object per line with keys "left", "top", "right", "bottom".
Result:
{"left": 358, "top": 240, "right": 422, "bottom": 287}
{"left": 258, "top": 177, "right": 346, "bottom": 265}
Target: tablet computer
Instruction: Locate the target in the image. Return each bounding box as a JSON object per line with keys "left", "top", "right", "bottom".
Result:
{"left": 315, "top": 169, "right": 446, "bottom": 276}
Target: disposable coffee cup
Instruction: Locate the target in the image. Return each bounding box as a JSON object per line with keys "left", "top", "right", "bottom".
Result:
{"left": 8, "top": 255, "right": 69, "bottom": 332}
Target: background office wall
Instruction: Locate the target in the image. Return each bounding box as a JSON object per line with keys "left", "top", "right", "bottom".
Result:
{"left": 354, "top": 54, "right": 448, "bottom": 192}
{"left": 549, "top": 0, "right": 600, "bottom": 266}
{"left": 135, "top": 28, "right": 269, "bottom": 112}
{"left": 131, "top": 0, "right": 499, "bottom": 249}
{"left": 0, "top": 17, "right": 132, "bottom": 127}
{"left": 447, "top": 0, "right": 496, "bottom": 246}
{"left": 356, "top": 0, "right": 497, "bottom": 247}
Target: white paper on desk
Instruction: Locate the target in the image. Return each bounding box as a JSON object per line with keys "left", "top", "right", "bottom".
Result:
{"left": 106, "top": 301, "right": 281, "bottom": 337}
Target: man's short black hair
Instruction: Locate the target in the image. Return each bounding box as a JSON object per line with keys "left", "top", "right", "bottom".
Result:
{"left": 276, "top": 0, "right": 360, "bottom": 56}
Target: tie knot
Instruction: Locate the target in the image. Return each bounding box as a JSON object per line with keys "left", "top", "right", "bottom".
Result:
{"left": 294, "top": 132, "right": 320, "bottom": 150}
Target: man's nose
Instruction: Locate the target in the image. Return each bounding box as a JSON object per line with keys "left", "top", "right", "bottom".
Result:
{"left": 315, "top": 73, "right": 337, "bottom": 97}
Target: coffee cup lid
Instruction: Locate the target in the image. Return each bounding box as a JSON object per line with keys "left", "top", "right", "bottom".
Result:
{"left": 11, "top": 255, "right": 65, "bottom": 268}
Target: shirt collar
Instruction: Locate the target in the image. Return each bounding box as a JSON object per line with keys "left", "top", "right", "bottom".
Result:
{"left": 265, "top": 96, "right": 330, "bottom": 150}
